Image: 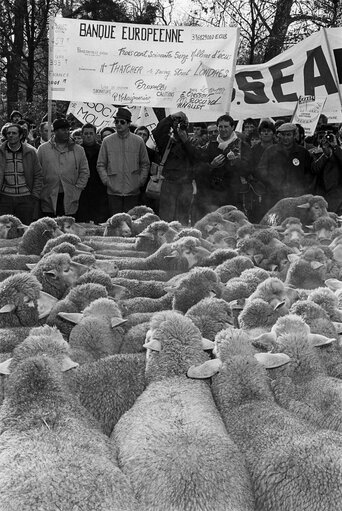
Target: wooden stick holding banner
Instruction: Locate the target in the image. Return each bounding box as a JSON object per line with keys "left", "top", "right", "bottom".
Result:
{"left": 322, "top": 27, "right": 342, "bottom": 115}
{"left": 225, "top": 27, "right": 240, "bottom": 115}
{"left": 47, "top": 16, "right": 55, "bottom": 139}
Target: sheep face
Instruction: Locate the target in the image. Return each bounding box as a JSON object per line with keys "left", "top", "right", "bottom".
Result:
{"left": 105, "top": 221, "right": 132, "bottom": 237}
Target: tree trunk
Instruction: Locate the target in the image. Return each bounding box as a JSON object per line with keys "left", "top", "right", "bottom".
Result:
{"left": 263, "top": 0, "right": 294, "bottom": 62}
{"left": 6, "top": 0, "right": 25, "bottom": 116}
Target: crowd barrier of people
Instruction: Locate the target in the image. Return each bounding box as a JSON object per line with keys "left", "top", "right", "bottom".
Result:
{"left": 1, "top": 107, "right": 341, "bottom": 227}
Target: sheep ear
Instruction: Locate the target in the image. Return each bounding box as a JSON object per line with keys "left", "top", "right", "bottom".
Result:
{"left": 0, "top": 303, "right": 16, "bottom": 313}
{"left": 229, "top": 299, "right": 245, "bottom": 310}
{"left": 310, "top": 261, "right": 323, "bottom": 269}
{"left": 57, "top": 312, "right": 83, "bottom": 324}
{"left": 305, "top": 225, "right": 314, "bottom": 230}
{"left": 297, "top": 203, "right": 310, "bottom": 209}
{"left": 37, "top": 291, "right": 58, "bottom": 320}
{"left": 253, "top": 254, "right": 264, "bottom": 265}
{"left": 43, "top": 269, "right": 58, "bottom": 279}
{"left": 164, "top": 250, "right": 178, "bottom": 259}
{"left": 269, "top": 264, "right": 278, "bottom": 272}
{"left": 137, "top": 231, "right": 154, "bottom": 240}
{"left": 143, "top": 339, "right": 161, "bottom": 351}
{"left": 201, "top": 337, "right": 215, "bottom": 350}
{"left": 325, "top": 278, "right": 342, "bottom": 291}
{"left": 26, "top": 263, "right": 37, "bottom": 270}
{"left": 254, "top": 352, "right": 290, "bottom": 369}
{"left": 187, "top": 359, "right": 222, "bottom": 379}
{"left": 111, "top": 317, "right": 127, "bottom": 328}
{"left": 42, "top": 229, "right": 53, "bottom": 238}
{"left": 110, "top": 284, "right": 128, "bottom": 300}
{"left": 61, "top": 356, "right": 79, "bottom": 372}
{"left": 0, "top": 357, "right": 12, "bottom": 374}
{"left": 209, "top": 290, "right": 217, "bottom": 298}
{"left": 287, "top": 254, "right": 300, "bottom": 263}
{"left": 308, "top": 333, "right": 335, "bottom": 347}
{"left": 273, "top": 300, "right": 286, "bottom": 310}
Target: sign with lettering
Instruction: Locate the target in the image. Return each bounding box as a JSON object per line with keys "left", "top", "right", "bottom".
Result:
{"left": 49, "top": 18, "right": 239, "bottom": 112}
{"left": 66, "top": 103, "right": 158, "bottom": 131}
{"left": 291, "top": 96, "right": 327, "bottom": 136}
{"left": 231, "top": 28, "right": 342, "bottom": 122}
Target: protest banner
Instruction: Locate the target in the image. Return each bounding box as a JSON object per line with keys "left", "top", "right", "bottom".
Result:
{"left": 231, "top": 28, "right": 342, "bottom": 122}
{"left": 66, "top": 103, "right": 159, "bottom": 131}
{"left": 291, "top": 96, "right": 327, "bottom": 136}
{"left": 49, "top": 18, "right": 239, "bottom": 113}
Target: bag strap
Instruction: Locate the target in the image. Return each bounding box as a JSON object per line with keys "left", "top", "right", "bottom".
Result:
{"left": 159, "top": 137, "right": 173, "bottom": 171}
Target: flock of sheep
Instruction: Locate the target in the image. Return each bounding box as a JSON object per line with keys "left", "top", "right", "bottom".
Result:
{"left": 0, "top": 193, "right": 342, "bottom": 510}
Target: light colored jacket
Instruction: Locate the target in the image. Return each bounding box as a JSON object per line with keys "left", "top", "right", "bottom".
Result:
{"left": 38, "top": 137, "right": 89, "bottom": 214}
{"left": 97, "top": 132, "right": 150, "bottom": 196}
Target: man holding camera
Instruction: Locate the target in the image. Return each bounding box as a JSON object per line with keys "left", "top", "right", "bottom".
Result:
{"left": 311, "top": 130, "right": 342, "bottom": 213}
{"left": 152, "top": 111, "right": 200, "bottom": 225}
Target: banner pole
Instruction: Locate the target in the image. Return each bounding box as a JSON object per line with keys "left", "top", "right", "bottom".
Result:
{"left": 225, "top": 26, "right": 240, "bottom": 115}
{"left": 47, "top": 16, "right": 55, "bottom": 138}
{"left": 322, "top": 27, "right": 342, "bottom": 115}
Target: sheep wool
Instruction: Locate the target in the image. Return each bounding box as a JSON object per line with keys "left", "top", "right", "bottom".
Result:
{"left": 112, "top": 311, "right": 254, "bottom": 511}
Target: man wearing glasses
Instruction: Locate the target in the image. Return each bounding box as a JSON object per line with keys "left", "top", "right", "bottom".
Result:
{"left": 0, "top": 123, "right": 42, "bottom": 223}
{"left": 97, "top": 107, "right": 150, "bottom": 215}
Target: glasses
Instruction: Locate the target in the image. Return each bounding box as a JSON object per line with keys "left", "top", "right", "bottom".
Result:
{"left": 114, "top": 119, "right": 127, "bottom": 125}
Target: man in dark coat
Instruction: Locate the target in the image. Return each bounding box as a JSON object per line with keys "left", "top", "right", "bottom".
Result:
{"left": 255, "top": 122, "right": 313, "bottom": 212}
{"left": 77, "top": 123, "right": 108, "bottom": 223}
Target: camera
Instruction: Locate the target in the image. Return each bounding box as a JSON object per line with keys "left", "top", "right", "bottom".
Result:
{"left": 178, "top": 121, "right": 187, "bottom": 131}
{"left": 324, "top": 131, "right": 335, "bottom": 143}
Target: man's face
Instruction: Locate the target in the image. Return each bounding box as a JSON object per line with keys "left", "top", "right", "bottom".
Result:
{"left": 278, "top": 130, "right": 295, "bottom": 148}
{"left": 217, "top": 120, "right": 234, "bottom": 141}
{"left": 260, "top": 128, "right": 274, "bottom": 143}
{"left": 207, "top": 126, "right": 218, "bottom": 142}
{"left": 82, "top": 128, "right": 96, "bottom": 146}
{"left": 243, "top": 123, "right": 255, "bottom": 136}
{"left": 114, "top": 118, "right": 130, "bottom": 135}
{"left": 193, "top": 126, "right": 202, "bottom": 137}
{"left": 136, "top": 129, "right": 149, "bottom": 144}
{"left": 6, "top": 126, "right": 21, "bottom": 146}
{"left": 54, "top": 127, "right": 70, "bottom": 143}
{"left": 40, "top": 124, "right": 49, "bottom": 142}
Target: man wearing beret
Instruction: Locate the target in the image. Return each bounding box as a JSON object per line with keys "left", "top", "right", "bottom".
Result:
{"left": 97, "top": 107, "right": 150, "bottom": 215}
{"left": 37, "top": 118, "right": 89, "bottom": 217}
{"left": 255, "top": 122, "right": 314, "bottom": 212}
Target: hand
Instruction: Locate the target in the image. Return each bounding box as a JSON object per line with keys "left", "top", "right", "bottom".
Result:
{"left": 226, "top": 150, "right": 236, "bottom": 161}
{"left": 321, "top": 141, "right": 333, "bottom": 158}
{"left": 211, "top": 154, "right": 226, "bottom": 168}
{"left": 177, "top": 128, "right": 188, "bottom": 143}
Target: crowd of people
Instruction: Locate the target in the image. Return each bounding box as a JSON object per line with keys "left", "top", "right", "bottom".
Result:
{"left": 0, "top": 106, "right": 341, "bottom": 226}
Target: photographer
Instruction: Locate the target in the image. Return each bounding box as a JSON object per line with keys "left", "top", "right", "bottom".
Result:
{"left": 311, "top": 130, "right": 342, "bottom": 213}
{"left": 152, "top": 111, "right": 200, "bottom": 225}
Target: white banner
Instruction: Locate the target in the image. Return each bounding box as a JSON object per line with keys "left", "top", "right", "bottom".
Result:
{"left": 49, "top": 17, "right": 239, "bottom": 113}
{"left": 66, "top": 103, "right": 159, "bottom": 131}
{"left": 291, "top": 96, "right": 327, "bottom": 136}
{"left": 231, "top": 28, "right": 342, "bottom": 122}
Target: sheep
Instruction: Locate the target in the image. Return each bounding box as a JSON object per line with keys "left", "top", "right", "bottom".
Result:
{"left": 112, "top": 311, "right": 255, "bottom": 511}
{"left": 112, "top": 277, "right": 166, "bottom": 299}
{"left": 0, "top": 330, "right": 140, "bottom": 511}
{"left": 185, "top": 297, "right": 234, "bottom": 340}
{"left": 46, "top": 282, "right": 109, "bottom": 338}
{"left": 173, "top": 227, "right": 215, "bottom": 251}
{"left": 260, "top": 194, "right": 329, "bottom": 226}
{"left": 0, "top": 273, "right": 57, "bottom": 328}
{"left": 103, "top": 213, "right": 133, "bottom": 237}
{"left": 119, "top": 293, "right": 173, "bottom": 317}
{"left": 127, "top": 204, "right": 154, "bottom": 220}
{"left": 18, "top": 217, "right": 63, "bottom": 255}
{"left": 55, "top": 215, "right": 90, "bottom": 237}
{"left": 194, "top": 211, "right": 237, "bottom": 238}
{"left": 60, "top": 297, "right": 127, "bottom": 364}
{"left": 220, "top": 267, "right": 270, "bottom": 307}
{"left": 308, "top": 287, "right": 342, "bottom": 321}
{"left": 238, "top": 298, "right": 288, "bottom": 335}
{"left": 307, "top": 216, "right": 338, "bottom": 241}
{"left": 215, "top": 255, "right": 254, "bottom": 284}
{"left": 200, "top": 248, "right": 238, "bottom": 267}
{"left": 75, "top": 268, "right": 128, "bottom": 300}
{"left": 211, "top": 327, "right": 342, "bottom": 511}
{"left": 265, "top": 315, "right": 342, "bottom": 433}
{"left": 65, "top": 352, "right": 147, "bottom": 436}
{"left": 207, "top": 230, "right": 236, "bottom": 249}
{"left": 131, "top": 212, "right": 160, "bottom": 235}
{"left": 118, "top": 268, "right": 175, "bottom": 282}
{"left": 0, "top": 214, "right": 26, "bottom": 239}
{"left": 30, "top": 252, "right": 89, "bottom": 299}
{"left": 134, "top": 220, "right": 177, "bottom": 253}
{"left": 284, "top": 247, "right": 330, "bottom": 289}
{"left": 0, "top": 253, "right": 40, "bottom": 270}
{"left": 40, "top": 232, "right": 93, "bottom": 257}
{"left": 246, "top": 277, "right": 290, "bottom": 312}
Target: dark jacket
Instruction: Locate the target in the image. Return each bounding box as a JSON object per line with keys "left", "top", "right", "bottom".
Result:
{"left": 256, "top": 142, "right": 313, "bottom": 209}
{"left": 0, "top": 141, "right": 43, "bottom": 199}
{"left": 311, "top": 145, "right": 342, "bottom": 213}
{"left": 152, "top": 115, "right": 199, "bottom": 183}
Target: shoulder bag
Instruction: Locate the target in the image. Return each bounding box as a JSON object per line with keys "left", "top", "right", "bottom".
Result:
{"left": 145, "top": 137, "right": 173, "bottom": 200}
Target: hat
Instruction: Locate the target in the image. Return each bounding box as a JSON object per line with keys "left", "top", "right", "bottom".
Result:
{"left": 52, "top": 118, "right": 70, "bottom": 131}
{"left": 276, "top": 122, "right": 297, "bottom": 133}
{"left": 114, "top": 108, "right": 132, "bottom": 122}
{"left": 10, "top": 110, "right": 22, "bottom": 120}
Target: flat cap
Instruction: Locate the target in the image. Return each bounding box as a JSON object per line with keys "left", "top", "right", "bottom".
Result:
{"left": 52, "top": 118, "right": 70, "bottom": 131}
{"left": 276, "top": 122, "right": 297, "bottom": 132}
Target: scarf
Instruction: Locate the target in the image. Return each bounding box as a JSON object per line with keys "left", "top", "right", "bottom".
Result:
{"left": 217, "top": 132, "right": 238, "bottom": 152}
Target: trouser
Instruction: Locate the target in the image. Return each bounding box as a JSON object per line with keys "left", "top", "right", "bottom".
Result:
{"left": 107, "top": 194, "right": 140, "bottom": 215}
{"left": 159, "top": 180, "right": 193, "bottom": 226}
{"left": 40, "top": 193, "right": 76, "bottom": 219}
{"left": 0, "top": 194, "right": 36, "bottom": 225}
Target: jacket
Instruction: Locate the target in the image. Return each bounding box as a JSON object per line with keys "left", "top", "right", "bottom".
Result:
{"left": 37, "top": 137, "right": 89, "bottom": 215}
{"left": 97, "top": 132, "right": 150, "bottom": 196}
{"left": 0, "top": 141, "right": 43, "bottom": 199}
{"left": 311, "top": 145, "right": 342, "bottom": 213}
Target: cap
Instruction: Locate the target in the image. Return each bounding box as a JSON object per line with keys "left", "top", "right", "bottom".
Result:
{"left": 52, "top": 118, "right": 70, "bottom": 131}
{"left": 10, "top": 110, "right": 22, "bottom": 120}
{"left": 276, "top": 122, "right": 297, "bottom": 133}
{"left": 115, "top": 108, "right": 132, "bottom": 122}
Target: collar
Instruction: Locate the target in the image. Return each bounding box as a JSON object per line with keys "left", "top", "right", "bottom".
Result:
{"left": 6, "top": 142, "right": 22, "bottom": 153}
{"left": 217, "top": 132, "right": 238, "bottom": 151}
{"left": 117, "top": 131, "right": 131, "bottom": 140}
{"left": 50, "top": 135, "right": 75, "bottom": 150}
